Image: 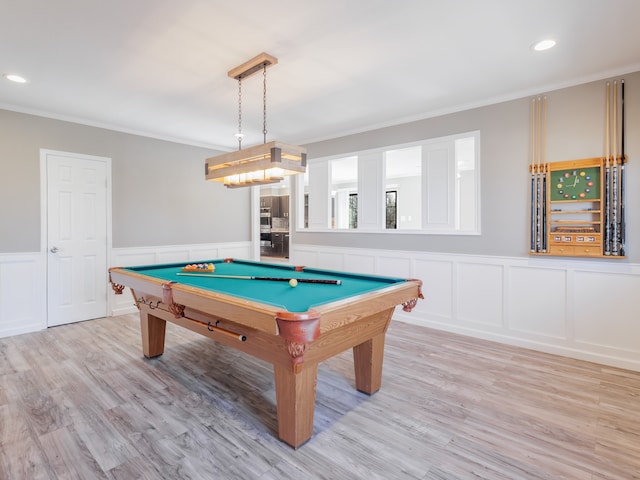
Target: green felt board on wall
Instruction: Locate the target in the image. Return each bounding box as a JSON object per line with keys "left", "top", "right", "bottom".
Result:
{"left": 549, "top": 166, "right": 601, "bottom": 202}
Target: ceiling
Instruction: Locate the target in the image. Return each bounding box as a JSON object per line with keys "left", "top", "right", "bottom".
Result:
{"left": 2, "top": 0, "right": 639, "bottom": 152}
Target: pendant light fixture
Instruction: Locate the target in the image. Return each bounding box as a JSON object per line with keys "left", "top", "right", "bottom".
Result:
{"left": 205, "top": 53, "right": 307, "bottom": 188}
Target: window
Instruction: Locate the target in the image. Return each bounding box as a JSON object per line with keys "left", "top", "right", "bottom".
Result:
{"left": 455, "top": 136, "right": 477, "bottom": 231}
{"left": 299, "top": 131, "right": 479, "bottom": 234}
{"left": 330, "top": 156, "right": 357, "bottom": 229}
{"left": 385, "top": 146, "right": 420, "bottom": 230}
{"left": 386, "top": 191, "right": 397, "bottom": 229}
{"left": 349, "top": 193, "right": 358, "bottom": 229}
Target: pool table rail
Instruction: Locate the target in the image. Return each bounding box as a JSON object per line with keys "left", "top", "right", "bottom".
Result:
{"left": 110, "top": 268, "right": 283, "bottom": 334}
{"left": 309, "top": 279, "right": 423, "bottom": 333}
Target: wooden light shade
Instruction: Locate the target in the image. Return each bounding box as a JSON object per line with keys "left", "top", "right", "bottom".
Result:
{"left": 204, "top": 53, "right": 307, "bottom": 188}
{"left": 205, "top": 141, "right": 307, "bottom": 188}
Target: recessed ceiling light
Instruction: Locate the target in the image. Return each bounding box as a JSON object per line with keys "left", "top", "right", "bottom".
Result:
{"left": 532, "top": 39, "right": 556, "bottom": 52}
{"left": 3, "top": 73, "right": 28, "bottom": 83}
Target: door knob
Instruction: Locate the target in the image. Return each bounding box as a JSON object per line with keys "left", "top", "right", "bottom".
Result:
{"left": 50, "top": 246, "right": 59, "bottom": 253}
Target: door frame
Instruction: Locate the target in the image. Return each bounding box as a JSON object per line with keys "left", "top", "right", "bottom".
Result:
{"left": 39, "top": 149, "right": 114, "bottom": 324}
{"left": 250, "top": 185, "right": 260, "bottom": 260}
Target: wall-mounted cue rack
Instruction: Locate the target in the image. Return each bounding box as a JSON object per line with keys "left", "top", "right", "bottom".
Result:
{"left": 529, "top": 80, "right": 628, "bottom": 258}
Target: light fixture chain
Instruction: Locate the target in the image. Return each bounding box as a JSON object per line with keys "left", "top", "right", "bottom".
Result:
{"left": 207, "top": 53, "right": 307, "bottom": 188}
{"left": 237, "top": 77, "right": 243, "bottom": 150}
{"left": 263, "top": 64, "right": 267, "bottom": 144}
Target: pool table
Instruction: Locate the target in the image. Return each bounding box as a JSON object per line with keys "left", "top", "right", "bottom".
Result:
{"left": 109, "top": 258, "right": 423, "bottom": 448}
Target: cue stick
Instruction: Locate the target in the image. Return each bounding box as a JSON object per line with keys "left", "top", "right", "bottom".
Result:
{"left": 135, "top": 297, "right": 247, "bottom": 340}
{"left": 604, "top": 82, "right": 611, "bottom": 255}
{"left": 205, "top": 321, "right": 247, "bottom": 342}
{"left": 536, "top": 96, "right": 543, "bottom": 252}
{"left": 541, "top": 96, "right": 548, "bottom": 252}
{"left": 530, "top": 98, "right": 537, "bottom": 252}
{"left": 189, "top": 317, "right": 247, "bottom": 341}
{"left": 176, "top": 272, "right": 343, "bottom": 285}
{"left": 619, "top": 79, "right": 626, "bottom": 256}
{"left": 612, "top": 81, "right": 619, "bottom": 255}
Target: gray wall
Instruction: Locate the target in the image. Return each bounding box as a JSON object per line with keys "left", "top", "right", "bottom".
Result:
{"left": 2, "top": 71, "right": 637, "bottom": 262}
{"left": 294, "top": 71, "right": 639, "bottom": 263}
{"left": 0, "top": 110, "right": 251, "bottom": 252}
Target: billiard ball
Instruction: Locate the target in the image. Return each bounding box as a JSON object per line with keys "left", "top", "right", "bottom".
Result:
{"left": 289, "top": 279, "right": 298, "bottom": 288}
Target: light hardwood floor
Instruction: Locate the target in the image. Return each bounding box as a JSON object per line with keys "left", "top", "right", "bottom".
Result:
{"left": 1, "top": 314, "right": 639, "bottom": 479}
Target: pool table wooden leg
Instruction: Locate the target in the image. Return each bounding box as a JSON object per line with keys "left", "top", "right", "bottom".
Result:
{"left": 140, "top": 311, "right": 166, "bottom": 358}
{"left": 274, "top": 362, "right": 319, "bottom": 448}
{"left": 353, "top": 331, "right": 386, "bottom": 394}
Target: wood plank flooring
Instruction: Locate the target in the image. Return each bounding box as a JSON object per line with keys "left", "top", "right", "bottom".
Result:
{"left": 1, "top": 314, "right": 639, "bottom": 479}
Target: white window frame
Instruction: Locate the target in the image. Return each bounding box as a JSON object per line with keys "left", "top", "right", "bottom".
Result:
{"left": 297, "top": 131, "right": 481, "bottom": 235}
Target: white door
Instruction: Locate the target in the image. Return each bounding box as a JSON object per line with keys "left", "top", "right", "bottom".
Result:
{"left": 45, "top": 150, "right": 110, "bottom": 327}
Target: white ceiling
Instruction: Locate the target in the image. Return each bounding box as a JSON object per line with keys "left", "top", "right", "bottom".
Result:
{"left": 2, "top": 1, "right": 639, "bottom": 152}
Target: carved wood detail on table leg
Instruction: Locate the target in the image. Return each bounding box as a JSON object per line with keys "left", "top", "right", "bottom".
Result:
{"left": 402, "top": 279, "right": 424, "bottom": 311}
{"left": 402, "top": 298, "right": 419, "bottom": 311}
{"left": 168, "top": 302, "right": 185, "bottom": 318}
{"left": 161, "top": 282, "right": 185, "bottom": 318}
{"left": 108, "top": 272, "right": 125, "bottom": 294}
{"left": 276, "top": 310, "right": 321, "bottom": 369}
{"left": 285, "top": 341, "right": 308, "bottom": 367}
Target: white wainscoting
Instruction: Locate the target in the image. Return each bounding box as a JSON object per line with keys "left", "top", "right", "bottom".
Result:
{"left": 5, "top": 243, "right": 638, "bottom": 372}
{"left": 110, "top": 242, "right": 253, "bottom": 316}
{"left": 0, "top": 242, "right": 252, "bottom": 338}
{"left": 0, "top": 253, "right": 47, "bottom": 338}
{"left": 292, "top": 244, "right": 640, "bottom": 372}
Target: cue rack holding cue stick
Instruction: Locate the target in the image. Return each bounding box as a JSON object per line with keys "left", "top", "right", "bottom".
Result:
{"left": 529, "top": 95, "right": 548, "bottom": 254}
{"left": 135, "top": 295, "right": 247, "bottom": 341}
{"left": 604, "top": 82, "right": 612, "bottom": 255}
{"left": 605, "top": 79, "right": 627, "bottom": 257}
{"left": 612, "top": 81, "right": 619, "bottom": 255}
{"left": 620, "top": 79, "right": 626, "bottom": 256}
{"left": 528, "top": 78, "right": 628, "bottom": 258}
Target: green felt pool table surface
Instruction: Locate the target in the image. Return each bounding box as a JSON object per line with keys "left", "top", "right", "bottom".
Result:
{"left": 122, "top": 258, "right": 406, "bottom": 312}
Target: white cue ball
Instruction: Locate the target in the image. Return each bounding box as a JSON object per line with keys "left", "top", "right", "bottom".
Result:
{"left": 289, "top": 279, "right": 298, "bottom": 288}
